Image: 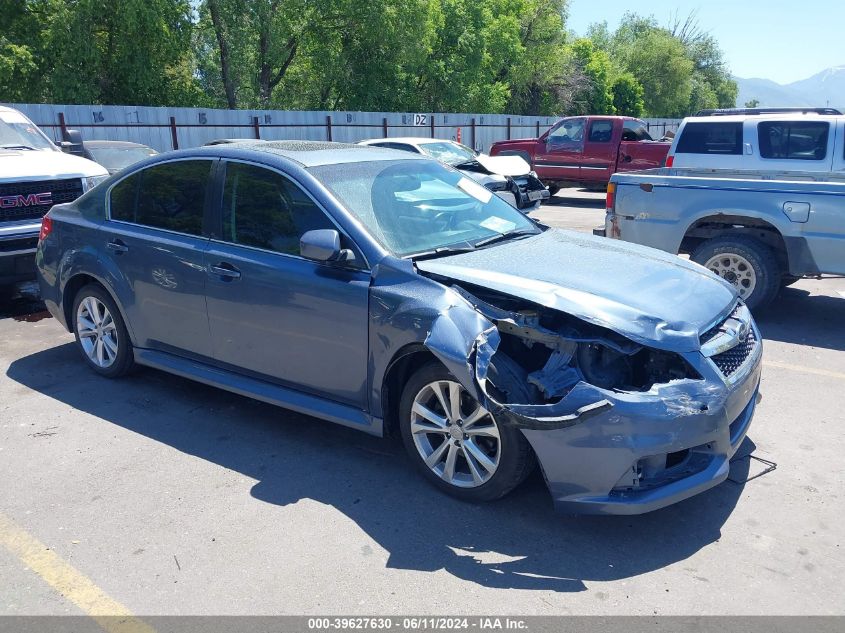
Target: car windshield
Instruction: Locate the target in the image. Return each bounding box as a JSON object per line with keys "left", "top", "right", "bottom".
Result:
{"left": 416, "top": 141, "right": 477, "bottom": 165}
{"left": 0, "top": 110, "right": 56, "bottom": 151}
{"left": 310, "top": 160, "right": 540, "bottom": 257}
{"left": 89, "top": 146, "right": 157, "bottom": 171}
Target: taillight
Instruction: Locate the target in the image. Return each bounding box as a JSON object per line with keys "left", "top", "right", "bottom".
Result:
{"left": 606, "top": 182, "right": 616, "bottom": 210}
{"left": 39, "top": 215, "right": 52, "bottom": 241}
{"left": 665, "top": 155, "right": 674, "bottom": 167}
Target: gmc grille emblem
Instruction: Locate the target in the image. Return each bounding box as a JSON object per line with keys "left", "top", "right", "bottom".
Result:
{"left": 0, "top": 192, "right": 53, "bottom": 209}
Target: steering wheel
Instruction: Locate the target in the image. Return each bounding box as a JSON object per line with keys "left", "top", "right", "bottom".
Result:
{"left": 433, "top": 211, "right": 457, "bottom": 231}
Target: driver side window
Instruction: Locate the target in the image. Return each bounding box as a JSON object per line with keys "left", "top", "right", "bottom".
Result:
{"left": 548, "top": 119, "right": 585, "bottom": 149}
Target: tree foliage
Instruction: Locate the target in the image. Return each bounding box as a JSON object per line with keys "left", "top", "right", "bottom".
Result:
{"left": 0, "top": 1, "right": 738, "bottom": 118}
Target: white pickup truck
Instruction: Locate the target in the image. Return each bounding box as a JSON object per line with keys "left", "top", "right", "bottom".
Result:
{"left": 599, "top": 111, "right": 845, "bottom": 311}
{"left": 0, "top": 106, "right": 108, "bottom": 298}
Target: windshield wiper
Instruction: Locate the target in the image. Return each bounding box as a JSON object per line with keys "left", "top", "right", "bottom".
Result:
{"left": 409, "top": 244, "right": 477, "bottom": 261}
{"left": 473, "top": 228, "right": 539, "bottom": 249}
{"left": 0, "top": 144, "right": 37, "bottom": 151}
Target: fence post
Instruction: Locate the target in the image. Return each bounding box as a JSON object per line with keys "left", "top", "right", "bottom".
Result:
{"left": 253, "top": 116, "right": 261, "bottom": 139}
{"left": 169, "top": 116, "right": 179, "bottom": 150}
{"left": 382, "top": 117, "right": 388, "bottom": 137}
{"left": 58, "top": 112, "right": 68, "bottom": 140}
{"left": 326, "top": 115, "right": 333, "bottom": 142}
{"left": 430, "top": 115, "right": 435, "bottom": 139}
{"left": 536, "top": 120, "right": 540, "bottom": 137}
{"left": 471, "top": 118, "right": 476, "bottom": 150}
{"left": 507, "top": 117, "right": 511, "bottom": 140}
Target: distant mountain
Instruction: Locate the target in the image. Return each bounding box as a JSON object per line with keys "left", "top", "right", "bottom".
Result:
{"left": 735, "top": 65, "right": 845, "bottom": 109}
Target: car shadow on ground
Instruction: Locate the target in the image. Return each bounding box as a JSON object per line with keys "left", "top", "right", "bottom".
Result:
{"left": 542, "top": 191, "right": 605, "bottom": 209}
{"left": 757, "top": 285, "right": 845, "bottom": 352}
{"left": 7, "top": 342, "right": 751, "bottom": 593}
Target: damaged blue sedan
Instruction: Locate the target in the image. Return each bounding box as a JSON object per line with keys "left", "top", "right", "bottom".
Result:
{"left": 36, "top": 141, "right": 762, "bottom": 515}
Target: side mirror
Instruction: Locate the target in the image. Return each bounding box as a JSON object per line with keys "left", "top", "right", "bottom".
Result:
{"left": 300, "top": 229, "right": 355, "bottom": 264}
{"left": 59, "top": 129, "right": 85, "bottom": 157}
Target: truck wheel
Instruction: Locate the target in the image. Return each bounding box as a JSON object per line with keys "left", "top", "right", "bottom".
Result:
{"left": 691, "top": 236, "right": 780, "bottom": 311}
{"left": 399, "top": 362, "right": 535, "bottom": 502}
{"left": 546, "top": 185, "right": 560, "bottom": 197}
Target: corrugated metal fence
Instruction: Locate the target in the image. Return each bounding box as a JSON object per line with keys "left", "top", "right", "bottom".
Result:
{"left": 4, "top": 103, "right": 682, "bottom": 153}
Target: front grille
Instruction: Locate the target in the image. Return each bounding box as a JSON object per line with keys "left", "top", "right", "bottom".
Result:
{"left": 0, "top": 178, "right": 84, "bottom": 222}
{"left": 711, "top": 327, "right": 757, "bottom": 377}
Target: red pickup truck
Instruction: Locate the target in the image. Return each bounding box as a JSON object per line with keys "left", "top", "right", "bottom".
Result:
{"left": 490, "top": 116, "right": 671, "bottom": 193}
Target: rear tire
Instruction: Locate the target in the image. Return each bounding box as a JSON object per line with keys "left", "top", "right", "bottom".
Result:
{"left": 399, "top": 362, "right": 535, "bottom": 502}
{"left": 691, "top": 236, "right": 780, "bottom": 312}
{"left": 72, "top": 284, "right": 134, "bottom": 378}
{"left": 546, "top": 184, "right": 560, "bottom": 196}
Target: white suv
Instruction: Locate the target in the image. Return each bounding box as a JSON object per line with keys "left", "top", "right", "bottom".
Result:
{"left": 666, "top": 109, "right": 845, "bottom": 173}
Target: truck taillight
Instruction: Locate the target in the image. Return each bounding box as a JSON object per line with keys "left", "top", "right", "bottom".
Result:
{"left": 39, "top": 215, "right": 53, "bottom": 241}
{"left": 665, "top": 155, "right": 674, "bottom": 167}
{"left": 606, "top": 182, "right": 616, "bottom": 210}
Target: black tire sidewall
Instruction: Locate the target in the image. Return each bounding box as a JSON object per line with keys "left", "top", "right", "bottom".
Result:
{"left": 71, "top": 284, "right": 133, "bottom": 378}
{"left": 692, "top": 237, "right": 780, "bottom": 311}
{"left": 398, "top": 362, "right": 533, "bottom": 503}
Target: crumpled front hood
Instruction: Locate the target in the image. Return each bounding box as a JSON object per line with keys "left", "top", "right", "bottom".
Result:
{"left": 471, "top": 153, "right": 531, "bottom": 176}
{"left": 416, "top": 229, "right": 737, "bottom": 352}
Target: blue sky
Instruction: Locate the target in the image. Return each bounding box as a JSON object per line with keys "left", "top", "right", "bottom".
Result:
{"left": 567, "top": 0, "right": 845, "bottom": 84}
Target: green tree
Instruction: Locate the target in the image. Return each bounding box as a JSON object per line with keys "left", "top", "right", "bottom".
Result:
{"left": 611, "top": 72, "right": 644, "bottom": 116}
{"left": 567, "top": 38, "right": 614, "bottom": 114}
{"left": 745, "top": 99, "right": 760, "bottom": 108}
{"left": 45, "top": 0, "right": 198, "bottom": 105}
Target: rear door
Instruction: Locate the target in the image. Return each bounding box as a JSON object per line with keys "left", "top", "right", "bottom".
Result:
{"left": 104, "top": 158, "right": 214, "bottom": 358}
{"left": 203, "top": 160, "right": 370, "bottom": 407}
{"left": 534, "top": 117, "right": 586, "bottom": 182}
{"left": 581, "top": 118, "right": 616, "bottom": 183}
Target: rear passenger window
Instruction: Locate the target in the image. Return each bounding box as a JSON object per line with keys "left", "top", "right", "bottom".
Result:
{"left": 588, "top": 121, "right": 613, "bottom": 143}
{"left": 222, "top": 162, "right": 334, "bottom": 255}
{"left": 758, "top": 121, "right": 829, "bottom": 160}
{"left": 109, "top": 160, "right": 209, "bottom": 236}
{"left": 675, "top": 122, "right": 743, "bottom": 155}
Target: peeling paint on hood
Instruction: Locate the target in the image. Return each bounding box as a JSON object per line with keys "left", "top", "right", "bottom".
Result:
{"left": 416, "top": 229, "right": 738, "bottom": 352}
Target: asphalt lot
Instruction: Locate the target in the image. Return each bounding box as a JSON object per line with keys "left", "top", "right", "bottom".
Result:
{"left": 1, "top": 190, "right": 844, "bottom": 617}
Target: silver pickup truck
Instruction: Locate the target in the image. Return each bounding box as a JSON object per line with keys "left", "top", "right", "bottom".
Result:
{"left": 599, "top": 167, "right": 845, "bottom": 310}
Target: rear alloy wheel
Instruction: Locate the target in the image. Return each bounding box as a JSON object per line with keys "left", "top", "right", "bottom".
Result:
{"left": 399, "top": 363, "right": 534, "bottom": 502}
{"left": 72, "top": 284, "right": 134, "bottom": 377}
{"left": 691, "top": 236, "right": 780, "bottom": 312}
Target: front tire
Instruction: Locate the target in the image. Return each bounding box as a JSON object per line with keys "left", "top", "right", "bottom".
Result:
{"left": 72, "top": 284, "right": 134, "bottom": 378}
{"left": 691, "top": 236, "right": 780, "bottom": 312}
{"left": 399, "top": 362, "right": 535, "bottom": 502}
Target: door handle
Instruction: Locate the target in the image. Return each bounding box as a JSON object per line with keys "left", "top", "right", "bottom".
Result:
{"left": 209, "top": 262, "right": 242, "bottom": 280}
{"left": 107, "top": 239, "right": 128, "bottom": 254}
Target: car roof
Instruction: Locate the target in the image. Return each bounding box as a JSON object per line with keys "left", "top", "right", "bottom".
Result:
{"left": 683, "top": 113, "right": 844, "bottom": 124}
{"left": 85, "top": 140, "right": 155, "bottom": 150}
{"left": 361, "top": 137, "right": 454, "bottom": 147}
{"left": 193, "top": 139, "right": 427, "bottom": 167}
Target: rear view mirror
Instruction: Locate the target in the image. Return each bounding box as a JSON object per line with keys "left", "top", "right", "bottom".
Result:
{"left": 300, "top": 229, "right": 355, "bottom": 264}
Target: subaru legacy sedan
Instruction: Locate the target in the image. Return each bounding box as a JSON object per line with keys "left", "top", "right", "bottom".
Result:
{"left": 36, "top": 141, "right": 762, "bottom": 515}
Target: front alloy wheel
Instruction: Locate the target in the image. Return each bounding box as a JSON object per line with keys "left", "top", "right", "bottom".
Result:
{"left": 399, "top": 363, "right": 535, "bottom": 502}
{"left": 410, "top": 380, "right": 501, "bottom": 488}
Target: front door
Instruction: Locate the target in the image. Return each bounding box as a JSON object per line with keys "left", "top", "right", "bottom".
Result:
{"left": 103, "top": 159, "right": 214, "bottom": 358}
{"left": 535, "top": 117, "right": 586, "bottom": 182}
{"left": 203, "top": 160, "right": 370, "bottom": 407}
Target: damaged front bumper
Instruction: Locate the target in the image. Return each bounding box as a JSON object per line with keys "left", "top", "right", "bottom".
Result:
{"left": 420, "top": 280, "right": 763, "bottom": 515}
{"left": 522, "top": 344, "right": 761, "bottom": 515}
